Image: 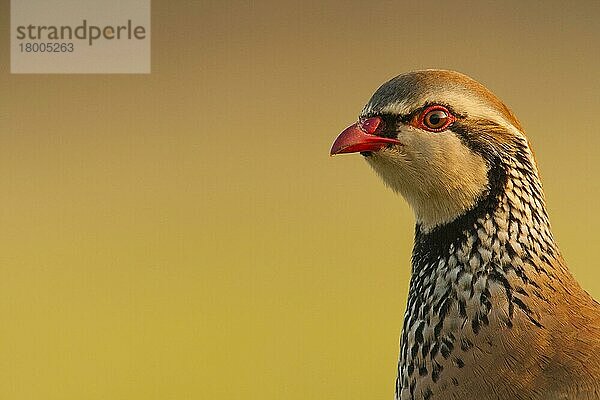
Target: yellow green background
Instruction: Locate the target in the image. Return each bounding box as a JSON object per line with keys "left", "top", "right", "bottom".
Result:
{"left": 2, "top": 1, "right": 599, "bottom": 399}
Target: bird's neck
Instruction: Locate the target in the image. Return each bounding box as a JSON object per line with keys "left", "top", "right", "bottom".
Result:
{"left": 412, "top": 155, "right": 557, "bottom": 276}
{"left": 396, "top": 156, "right": 573, "bottom": 398}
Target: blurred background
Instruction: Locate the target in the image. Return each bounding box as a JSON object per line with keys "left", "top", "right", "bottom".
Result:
{"left": 1, "top": 1, "right": 599, "bottom": 399}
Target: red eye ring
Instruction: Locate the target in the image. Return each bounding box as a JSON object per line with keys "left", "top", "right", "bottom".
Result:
{"left": 417, "top": 105, "right": 456, "bottom": 132}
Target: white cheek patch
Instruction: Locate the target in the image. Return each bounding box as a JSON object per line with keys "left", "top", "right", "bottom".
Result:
{"left": 366, "top": 127, "right": 490, "bottom": 231}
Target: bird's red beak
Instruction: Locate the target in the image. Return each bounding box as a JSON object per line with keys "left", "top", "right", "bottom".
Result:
{"left": 330, "top": 117, "right": 401, "bottom": 155}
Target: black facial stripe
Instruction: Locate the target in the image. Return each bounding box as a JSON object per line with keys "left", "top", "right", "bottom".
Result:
{"left": 362, "top": 102, "right": 466, "bottom": 138}
{"left": 413, "top": 119, "right": 540, "bottom": 268}
{"left": 449, "top": 119, "right": 507, "bottom": 163}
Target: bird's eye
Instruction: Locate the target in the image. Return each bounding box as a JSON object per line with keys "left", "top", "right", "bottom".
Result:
{"left": 418, "top": 106, "right": 455, "bottom": 132}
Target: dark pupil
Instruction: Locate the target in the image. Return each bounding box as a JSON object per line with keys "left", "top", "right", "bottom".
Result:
{"left": 428, "top": 112, "right": 443, "bottom": 126}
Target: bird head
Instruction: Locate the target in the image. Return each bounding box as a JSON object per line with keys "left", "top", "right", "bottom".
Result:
{"left": 331, "top": 70, "right": 535, "bottom": 232}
